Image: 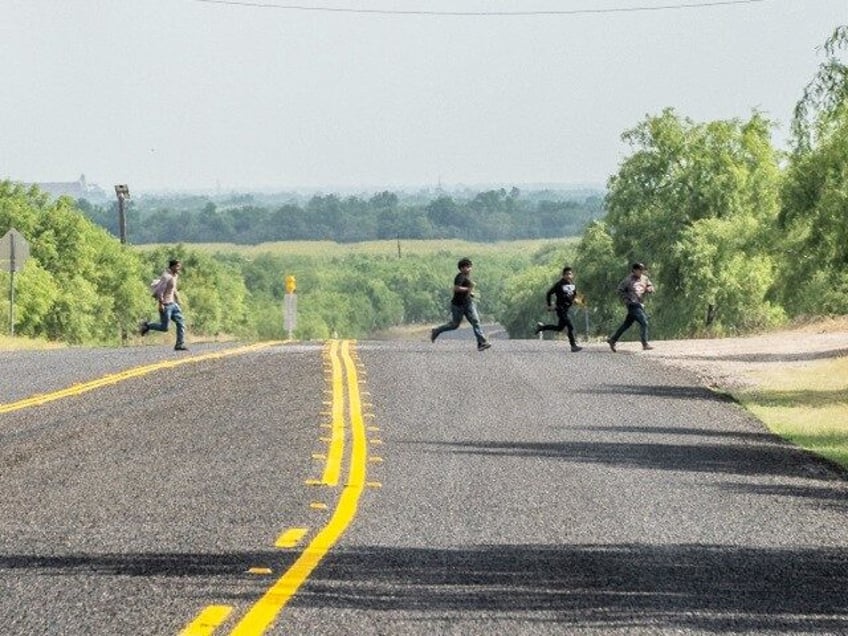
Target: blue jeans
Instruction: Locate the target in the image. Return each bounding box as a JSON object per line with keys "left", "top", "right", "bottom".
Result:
{"left": 610, "top": 303, "right": 649, "bottom": 345}
{"left": 433, "top": 302, "right": 487, "bottom": 345}
{"left": 147, "top": 302, "right": 186, "bottom": 347}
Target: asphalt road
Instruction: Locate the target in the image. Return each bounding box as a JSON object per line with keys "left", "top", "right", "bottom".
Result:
{"left": 0, "top": 339, "right": 846, "bottom": 635}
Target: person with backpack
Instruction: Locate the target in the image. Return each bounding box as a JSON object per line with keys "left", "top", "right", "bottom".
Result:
{"left": 534, "top": 266, "right": 582, "bottom": 352}
{"left": 430, "top": 257, "right": 491, "bottom": 351}
{"left": 140, "top": 259, "right": 187, "bottom": 351}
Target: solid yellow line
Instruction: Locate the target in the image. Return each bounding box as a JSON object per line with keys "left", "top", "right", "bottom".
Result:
{"left": 0, "top": 342, "right": 281, "bottom": 415}
{"left": 178, "top": 605, "right": 233, "bottom": 636}
{"left": 229, "top": 339, "right": 367, "bottom": 635}
{"left": 320, "top": 340, "right": 345, "bottom": 486}
{"left": 341, "top": 340, "right": 367, "bottom": 492}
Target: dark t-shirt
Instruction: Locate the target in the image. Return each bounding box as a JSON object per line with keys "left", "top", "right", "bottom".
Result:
{"left": 546, "top": 279, "right": 577, "bottom": 309}
{"left": 451, "top": 272, "right": 473, "bottom": 306}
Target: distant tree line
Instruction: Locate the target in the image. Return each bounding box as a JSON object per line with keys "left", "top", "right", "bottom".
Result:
{"left": 77, "top": 187, "right": 604, "bottom": 244}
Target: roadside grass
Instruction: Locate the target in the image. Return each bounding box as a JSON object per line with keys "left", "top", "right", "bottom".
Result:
{"left": 736, "top": 357, "right": 848, "bottom": 471}
{"left": 0, "top": 335, "right": 64, "bottom": 350}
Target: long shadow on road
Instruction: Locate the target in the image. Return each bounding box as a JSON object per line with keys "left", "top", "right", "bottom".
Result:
{"left": 2, "top": 543, "right": 846, "bottom": 633}
{"left": 405, "top": 437, "right": 848, "bottom": 481}
{"left": 304, "top": 542, "right": 848, "bottom": 633}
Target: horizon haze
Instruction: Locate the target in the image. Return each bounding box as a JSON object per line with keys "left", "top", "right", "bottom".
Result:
{"left": 1, "top": 0, "right": 845, "bottom": 194}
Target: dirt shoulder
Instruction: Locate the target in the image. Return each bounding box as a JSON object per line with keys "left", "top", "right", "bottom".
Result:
{"left": 644, "top": 317, "right": 848, "bottom": 392}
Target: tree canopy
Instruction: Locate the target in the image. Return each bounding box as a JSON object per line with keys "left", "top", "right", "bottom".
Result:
{"left": 778, "top": 25, "right": 848, "bottom": 315}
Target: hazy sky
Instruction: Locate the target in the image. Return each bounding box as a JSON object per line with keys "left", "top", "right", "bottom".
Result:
{"left": 1, "top": 0, "right": 845, "bottom": 193}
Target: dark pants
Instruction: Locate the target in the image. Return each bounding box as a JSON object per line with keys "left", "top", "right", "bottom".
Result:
{"left": 538, "top": 306, "right": 577, "bottom": 346}
{"left": 610, "top": 303, "right": 649, "bottom": 345}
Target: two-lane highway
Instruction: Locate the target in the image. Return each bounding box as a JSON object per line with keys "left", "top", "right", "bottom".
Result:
{"left": 1, "top": 339, "right": 846, "bottom": 634}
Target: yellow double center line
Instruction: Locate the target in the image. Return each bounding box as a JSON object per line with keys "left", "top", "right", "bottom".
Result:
{"left": 182, "top": 339, "right": 370, "bottom": 635}
{"left": 227, "top": 339, "right": 368, "bottom": 634}
{"left": 1, "top": 341, "right": 369, "bottom": 635}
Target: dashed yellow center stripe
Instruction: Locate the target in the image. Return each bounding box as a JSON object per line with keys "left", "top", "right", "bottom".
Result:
{"left": 226, "top": 339, "right": 368, "bottom": 635}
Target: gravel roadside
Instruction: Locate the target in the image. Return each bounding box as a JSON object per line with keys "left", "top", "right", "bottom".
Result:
{"left": 641, "top": 321, "right": 848, "bottom": 392}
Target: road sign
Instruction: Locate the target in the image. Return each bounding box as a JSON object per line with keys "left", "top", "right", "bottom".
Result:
{"left": 1, "top": 228, "right": 29, "bottom": 336}
{"left": 285, "top": 275, "right": 297, "bottom": 294}
{"left": 0, "top": 228, "right": 29, "bottom": 272}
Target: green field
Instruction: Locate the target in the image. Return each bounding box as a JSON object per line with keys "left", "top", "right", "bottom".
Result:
{"left": 139, "top": 238, "right": 573, "bottom": 258}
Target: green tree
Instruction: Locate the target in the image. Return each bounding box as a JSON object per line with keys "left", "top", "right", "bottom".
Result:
{"left": 426, "top": 196, "right": 463, "bottom": 236}
{"left": 673, "top": 216, "right": 783, "bottom": 334}
{"left": 792, "top": 26, "right": 848, "bottom": 153}
{"left": 0, "top": 183, "right": 150, "bottom": 343}
{"left": 573, "top": 221, "right": 622, "bottom": 338}
{"left": 603, "top": 109, "right": 783, "bottom": 337}
{"left": 498, "top": 265, "right": 551, "bottom": 338}
{"left": 779, "top": 25, "right": 848, "bottom": 315}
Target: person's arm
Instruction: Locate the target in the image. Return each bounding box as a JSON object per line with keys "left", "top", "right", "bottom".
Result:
{"left": 616, "top": 277, "right": 630, "bottom": 302}
{"left": 644, "top": 276, "right": 655, "bottom": 294}
{"left": 545, "top": 283, "right": 557, "bottom": 309}
{"left": 156, "top": 280, "right": 166, "bottom": 307}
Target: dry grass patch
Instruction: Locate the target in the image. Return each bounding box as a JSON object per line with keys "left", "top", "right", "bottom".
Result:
{"left": 144, "top": 238, "right": 572, "bottom": 259}
{"left": 0, "top": 335, "right": 64, "bottom": 350}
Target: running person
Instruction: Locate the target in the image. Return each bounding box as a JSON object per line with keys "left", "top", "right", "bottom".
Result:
{"left": 607, "top": 262, "right": 655, "bottom": 352}
{"left": 534, "top": 266, "right": 582, "bottom": 352}
{"left": 431, "top": 258, "right": 491, "bottom": 351}
{"left": 140, "top": 259, "right": 188, "bottom": 351}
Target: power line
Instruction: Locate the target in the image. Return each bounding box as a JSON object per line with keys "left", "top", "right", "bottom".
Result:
{"left": 190, "top": 0, "right": 769, "bottom": 17}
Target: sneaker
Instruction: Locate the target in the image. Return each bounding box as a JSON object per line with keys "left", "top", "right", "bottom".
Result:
{"left": 606, "top": 338, "right": 617, "bottom": 352}
{"left": 174, "top": 344, "right": 188, "bottom": 351}
{"left": 477, "top": 341, "right": 492, "bottom": 351}
{"left": 430, "top": 328, "right": 437, "bottom": 343}
{"left": 571, "top": 345, "right": 583, "bottom": 352}
{"left": 534, "top": 322, "right": 544, "bottom": 335}
{"left": 139, "top": 321, "right": 149, "bottom": 337}
{"left": 642, "top": 343, "right": 654, "bottom": 351}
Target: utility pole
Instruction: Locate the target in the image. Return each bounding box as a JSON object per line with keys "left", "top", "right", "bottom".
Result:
{"left": 114, "top": 185, "right": 130, "bottom": 344}
{"left": 114, "top": 184, "right": 130, "bottom": 244}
